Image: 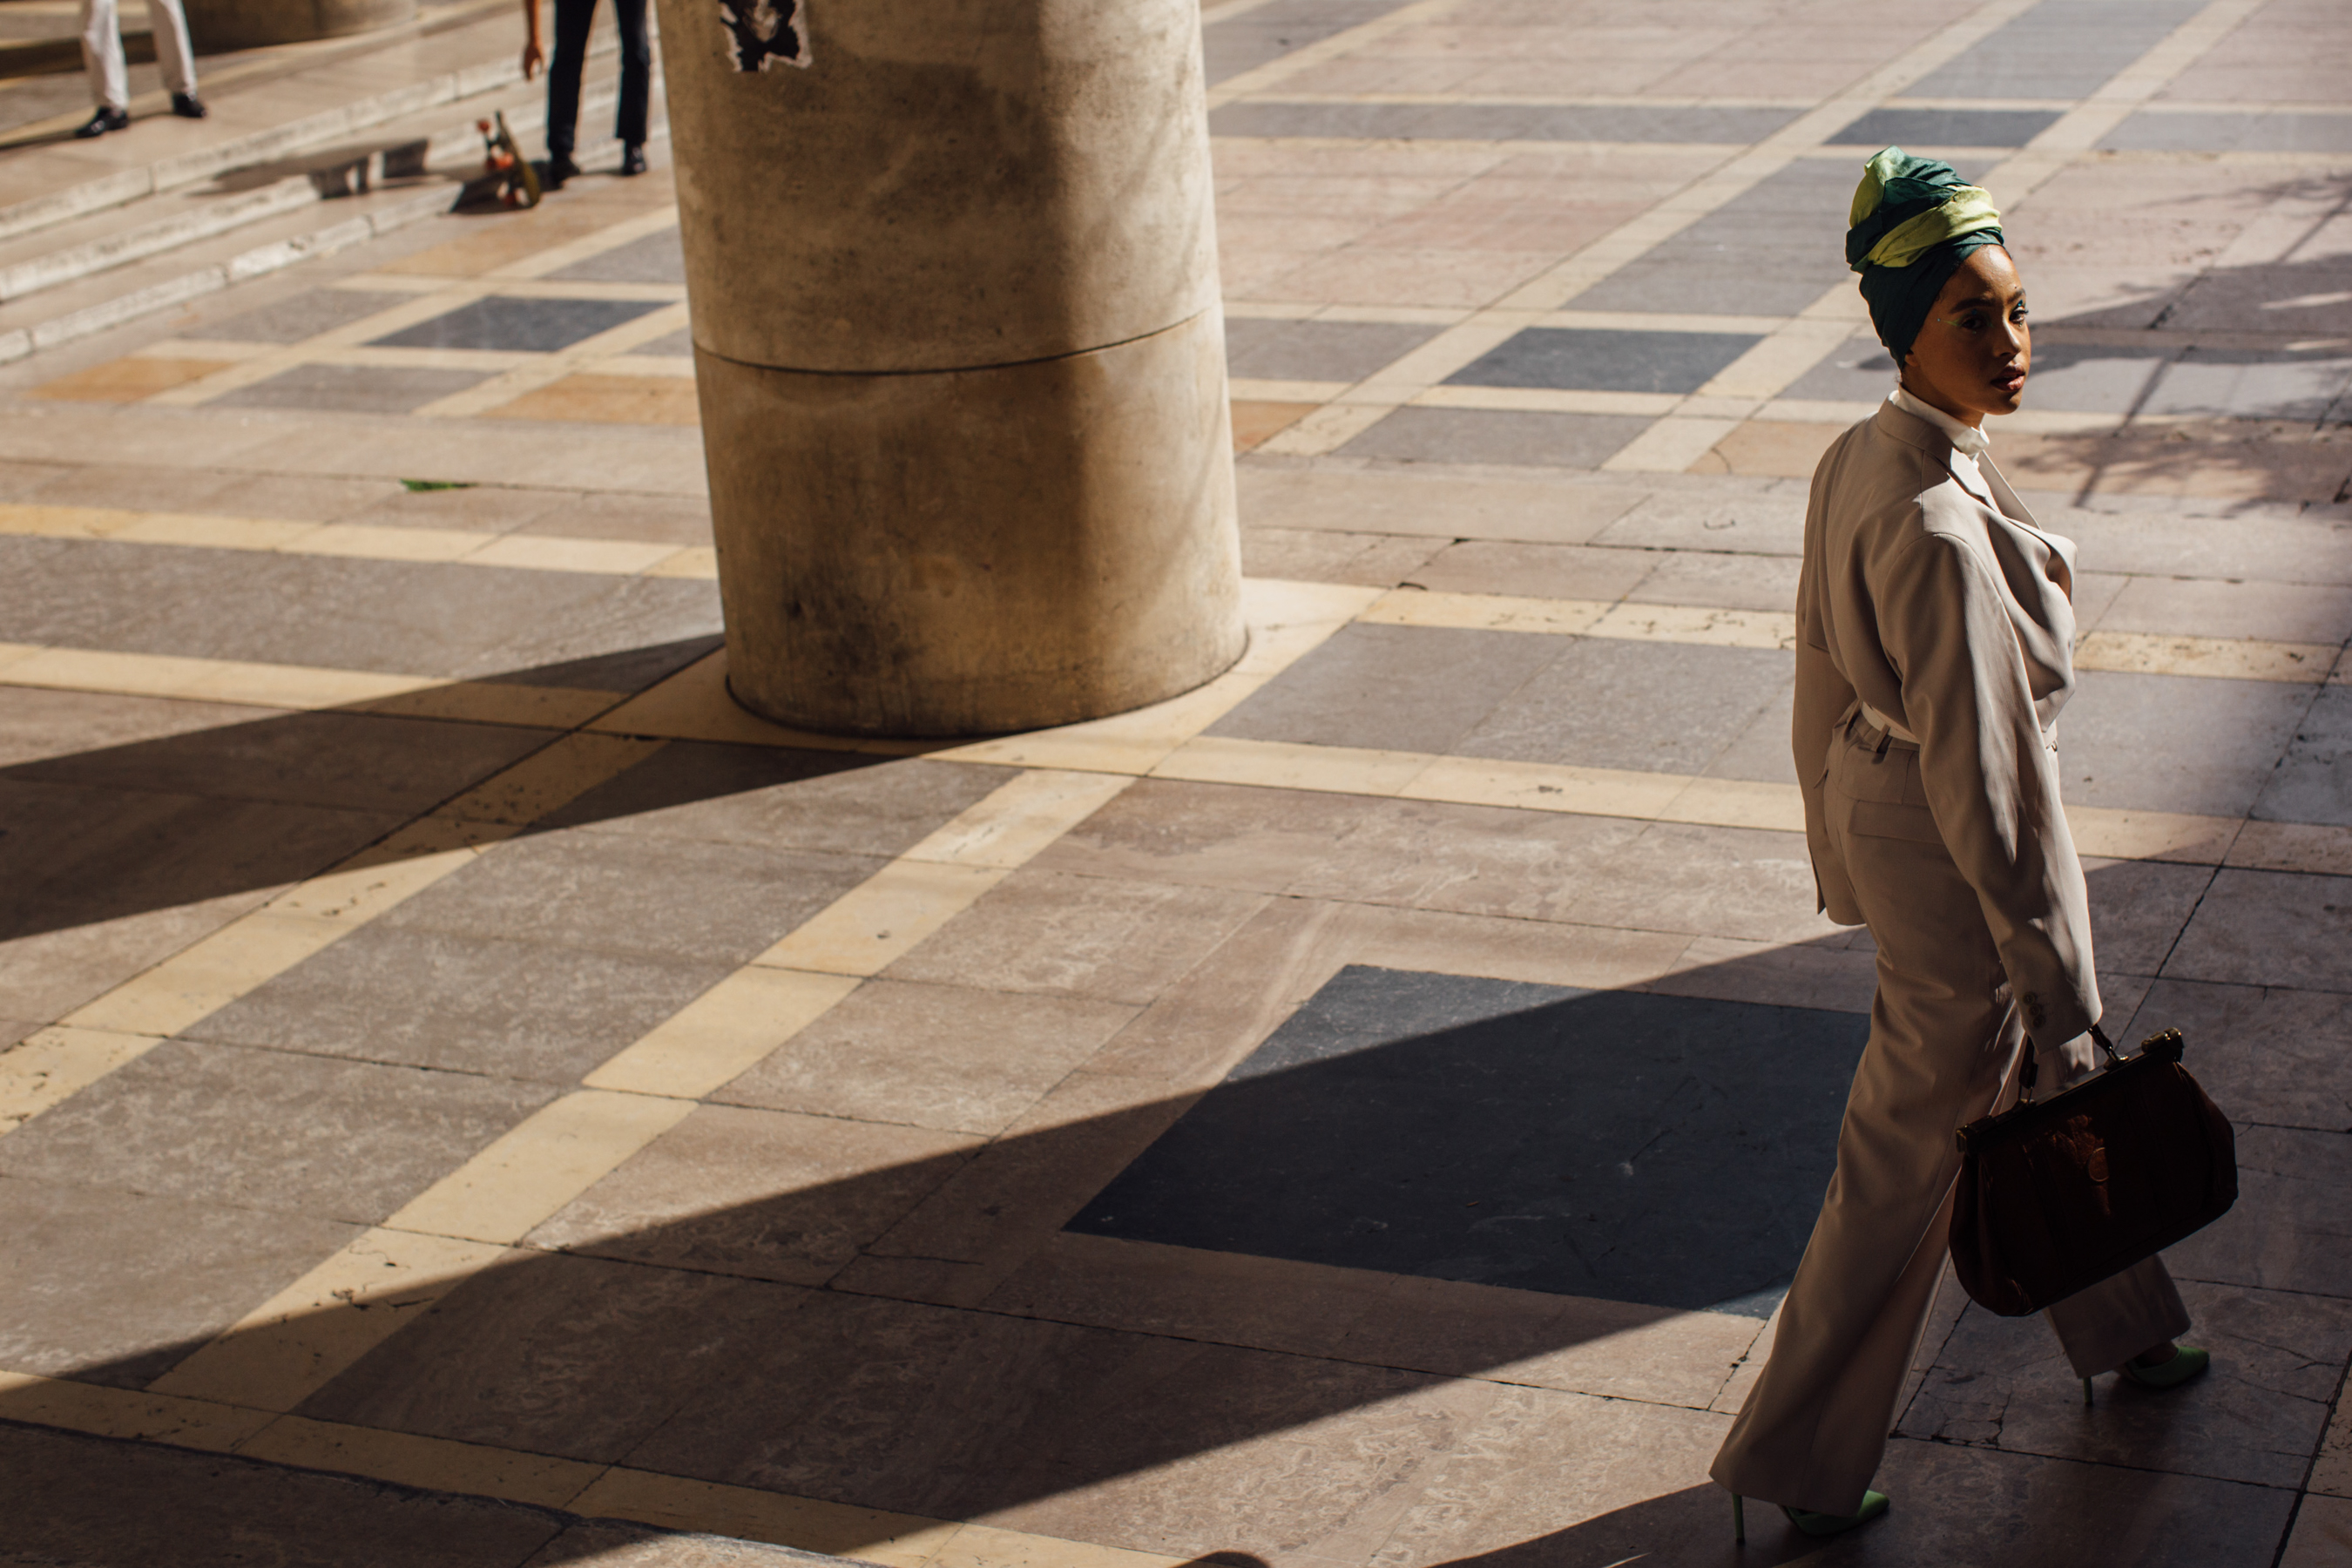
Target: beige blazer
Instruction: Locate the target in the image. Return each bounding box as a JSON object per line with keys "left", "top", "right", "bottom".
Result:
{"left": 1794, "top": 399, "right": 2100, "bottom": 1046}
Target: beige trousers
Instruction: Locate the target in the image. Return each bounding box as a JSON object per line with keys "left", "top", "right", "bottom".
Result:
{"left": 80, "top": 0, "right": 196, "bottom": 112}
{"left": 1709, "top": 718, "right": 2189, "bottom": 1517}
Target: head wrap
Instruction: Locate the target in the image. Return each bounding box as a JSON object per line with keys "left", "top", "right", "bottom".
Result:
{"left": 1847, "top": 147, "right": 2005, "bottom": 365}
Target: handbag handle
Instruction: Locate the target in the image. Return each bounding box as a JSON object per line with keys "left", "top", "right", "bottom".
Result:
{"left": 2017, "top": 1024, "right": 2121, "bottom": 1105}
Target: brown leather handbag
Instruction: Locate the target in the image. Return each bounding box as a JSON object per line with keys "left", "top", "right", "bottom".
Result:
{"left": 1950, "top": 1026, "right": 2237, "bottom": 1316}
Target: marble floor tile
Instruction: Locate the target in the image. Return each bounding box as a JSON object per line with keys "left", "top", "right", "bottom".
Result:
{"left": 525, "top": 1104, "right": 980, "bottom": 1285}
{"left": 2120, "top": 979, "right": 2352, "bottom": 1133}
{"left": 1226, "top": 318, "right": 1443, "bottom": 383}
{"left": 1028, "top": 779, "right": 1377, "bottom": 895}
{"left": 2059, "top": 671, "right": 2313, "bottom": 819}
{"left": 1558, "top": 822, "right": 1841, "bottom": 945}
{"left": 1697, "top": 418, "right": 1844, "bottom": 479}
{"left": 2166, "top": 869, "right": 2352, "bottom": 992}
{"left": 301, "top": 1251, "right": 800, "bottom": 1463}
{"left": 1338, "top": 408, "right": 1655, "bottom": 469}
{"left": 187, "top": 925, "right": 739, "bottom": 1083}
{"left": 1235, "top": 464, "right": 1649, "bottom": 546}
{"left": 550, "top": 228, "right": 687, "bottom": 285}
{"left": 0, "top": 1039, "right": 555, "bottom": 1224}
{"left": 30, "top": 355, "right": 240, "bottom": 402}
{"left": 0, "top": 1174, "right": 357, "bottom": 1388}
{"left": 538, "top": 744, "right": 1005, "bottom": 858}
{"left": 2096, "top": 577, "right": 2352, "bottom": 647}
{"left": 2163, "top": 1123, "right": 2352, "bottom": 1298}
{"left": 370, "top": 296, "right": 669, "bottom": 354}
{"left": 1206, "top": 622, "right": 1566, "bottom": 755}
{"left": 882, "top": 869, "right": 1268, "bottom": 1007}
{"left": 1238, "top": 526, "right": 1446, "bottom": 586}
{"left": 1284, "top": 795, "right": 1646, "bottom": 922}
{"left": 7, "top": 709, "right": 550, "bottom": 816}
{"left": 377, "top": 828, "right": 884, "bottom": 967}
{"left": 1066, "top": 964, "right": 1862, "bottom": 1313}
{"left": 2255, "top": 686, "right": 2352, "bottom": 829}
{"left": 1232, "top": 400, "right": 1316, "bottom": 452}
{"left": 1829, "top": 106, "right": 2062, "bottom": 149}
{"left": 1448, "top": 328, "right": 1762, "bottom": 396}
{"left": 520, "top": 1520, "right": 829, "bottom": 1566}
{"left": 333, "top": 483, "right": 576, "bottom": 534}
{"left": 1454, "top": 637, "right": 1791, "bottom": 776}
{"left": 0, "top": 1423, "right": 564, "bottom": 1568}
{"left": 0, "top": 883, "right": 274, "bottom": 1026}
{"left": 2281, "top": 1494, "right": 2352, "bottom": 1568}
{"left": 1405, "top": 539, "right": 1652, "bottom": 601}
{"left": 193, "top": 288, "right": 416, "bottom": 344}
{"left": 485, "top": 374, "right": 702, "bottom": 426}
{"left": 1624, "top": 549, "right": 1800, "bottom": 612}
{"left": 512, "top": 490, "right": 713, "bottom": 545}
{"left": 2080, "top": 857, "right": 2215, "bottom": 977}
{"left": 1912, "top": 0, "right": 2202, "bottom": 99}
{"left": 1903, "top": 1280, "right": 2348, "bottom": 1489}
{"left": 215, "top": 363, "right": 495, "bottom": 414}
{"left": 717, "top": 979, "right": 1139, "bottom": 1136}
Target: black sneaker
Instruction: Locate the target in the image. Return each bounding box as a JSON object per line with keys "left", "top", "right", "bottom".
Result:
{"left": 170, "top": 91, "right": 206, "bottom": 118}
{"left": 619, "top": 142, "right": 646, "bottom": 176}
{"left": 74, "top": 106, "right": 130, "bottom": 138}
{"left": 544, "top": 152, "right": 580, "bottom": 189}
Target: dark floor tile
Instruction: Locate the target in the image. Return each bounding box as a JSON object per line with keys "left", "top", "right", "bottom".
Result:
{"left": 624, "top": 327, "right": 697, "bottom": 357}
{"left": 0, "top": 1424, "right": 563, "bottom": 1567}
{"left": 301, "top": 1251, "right": 800, "bottom": 1463}
{"left": 1067, "top": 965, "right": 1868, "bottom": 1313}
{"left": 370, "top": 295, "right": 668, "bottom": 352}
{"left": 6, "top": 709, "right": 549, "bottom": 815}
{"left": 1455, "top": 638, "right": 1791, "bottom": 774}
{"left": 1484, "top": 103, "right": 1798, "bottom": 144}
{"left": 1338, "top": 408, "right": 1655, "bottom": 468}
{"left": 2254, "top": 686, "right": 2352, "bottom": 828}
{"left": 1211, "top": 100, "right": 1448, "bottom": 139}
{"left": 1567, "top": 161, "right": 1858, "bottom": 317}
{"left": 464, "top": 576, "right": 722, "bottom": 686}
{"left": 191, "top": 288, "right": 413, "bottom": 344}
{"left": 1900, "top": 1279, "right": 2346, "bottom": 1489}
{"left": 0, "top": 1040, "right": 554, "bottom": 1224}
{"left": 526, "top": 1104, "right": 980, "bottom": 1282}
{"left": 1779, "top": 334, "right": 1899, "bottom": 403}
{"left": 629, "top": 1288, "right": 1227, "bottom": 1519}
{"left": 1029, "top": 778, "right": 1376, "bottom": 894}
{"left": 0, "top": 886, "right": 264, "bottom": 1026}
{"left": 2102, "top": 110, "right": 2352, "bottom": 154}
{"left": 2081, "top": 857, "right": 2215, "bottom": 976}
{"left": 2122, "top": 979, "right": 2352, "bottom": 1133}
{"left": 215, "top": 363, "right": 492, "bottom": 414}
{"left": 1226, "top": 317, "right": 1443, "bottom": 383}
{"left": 1445, "top": 328, "right": 1761, "bottom": 395}
{"left": 539, "top": 744, "right": 1005, "bottom": 858}
{"left": 2164, "top": 1122, "right": 2352, "bottom": 1297}
{"left": 2059, "top": 671, "right": 2312, "bottom": 818}
{"left": 0, "top": 776, "right": 398, "bottom": 944}
{"left": 380, "top": 828, "right": 882, "bottom": 966}
{"left": 1206, "top": 622, "right": 1565, "bottom": 754}
{"left": 1201, "top": 0, "right": 1412, "bottom": 84}
{"left": 0, "top": 1175, "right": 357, "bottom": 1388}
{"left": 2167, "top": 868, "right": 2352, "bottom": 993}
{"left": 1909, "top": 0, "right": 2202, "bottom": 100}
{"left": 188, "top": 925, "right": 737, "bottom": 1082}
{"left": 548, "top": 228, "right": 686, "bottom": 284}
{"left": 1828, "top": 107, "right": 2062, "bottom": 148}
{"left": 1285, "top": 795, "right": 1645, "bottom": 919}
{"left": 1700, "top": 681, "right": 1799, "bottom": 784}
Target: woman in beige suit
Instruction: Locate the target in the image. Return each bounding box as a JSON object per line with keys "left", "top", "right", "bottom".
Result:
{"left": 1708, "top": 150, "right": 2209, "bottom": 1541}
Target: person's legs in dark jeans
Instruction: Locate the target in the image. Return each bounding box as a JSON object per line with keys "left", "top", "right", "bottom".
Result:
{"left": 545, "top": 0, "right": 596, "bottom": 169}
{"left": 612, "top": 0, "right": 649, "bottom": 158}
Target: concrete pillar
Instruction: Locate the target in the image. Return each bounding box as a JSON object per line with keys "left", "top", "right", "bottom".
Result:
{"left": 652, "top": 0, "right": 1244, "bottom": 737}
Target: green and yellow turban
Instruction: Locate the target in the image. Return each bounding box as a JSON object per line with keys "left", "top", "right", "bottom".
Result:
{"left": 1847, "top": 147, "right": 2005, "bottom": 365}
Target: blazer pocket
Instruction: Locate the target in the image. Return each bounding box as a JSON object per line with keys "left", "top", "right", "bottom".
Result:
{"left": 1849, "top": 799, "right": 1944, "bottom": 844}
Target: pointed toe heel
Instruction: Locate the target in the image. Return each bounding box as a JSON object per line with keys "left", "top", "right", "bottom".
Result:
{"left": 2119, "top": 1344, "right": 2210, "bottom": 1390}
{"left": 1782, "top": 1490, "right": 1890, "bottom": 1538}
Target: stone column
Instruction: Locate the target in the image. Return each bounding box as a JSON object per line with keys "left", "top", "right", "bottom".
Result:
{"left": 652, "top": 0, "right": 1243, "bottom": 737}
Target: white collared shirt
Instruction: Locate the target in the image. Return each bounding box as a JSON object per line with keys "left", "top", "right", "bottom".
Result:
{"left": 1889, "top": 385, "right": 1997, "bottom": 507}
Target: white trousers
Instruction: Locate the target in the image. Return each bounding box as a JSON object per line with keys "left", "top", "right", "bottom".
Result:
{"left": 81, "top": 0, "right": 197, "bottom": 112}
{"left": 1709, "top": 719, "right": 2189, "bottom": 1517}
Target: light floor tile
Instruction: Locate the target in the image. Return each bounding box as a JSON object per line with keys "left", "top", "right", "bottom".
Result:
{"left": 0, "top": 1369, "right": 271, "bottom": 1454}
{"left": 753, "top": 861, "right": 1012, "bottom": 977}
{"left": 2075, "top": 629, "right": 2339, "bottom": 683}
{"left": 149, "top": 1230, "right": 510, "bottom": 1411}
{"left": 234, "top": 1416, "right": 604, "bottom": 1511}
{"left": 1152, "top": 734, "right": 1434, "bottom": 795}
{"left": 1360, "top": 587, "right": 1611, "bottom": 635}
{"left": 384, "top": 1089, "right": 697, "bottom": 1246}
{"left": 584, "top": 968, "right": 862, "bottom": 1100}
{"left": 2230, "top": 821, "right": 2352, "bottom": 878}
{"left": 0, "top": 1026, "right": 161, "bottom": 1135}
{"left": 565, "top": 1469, "right": 956, "bottom": 1566}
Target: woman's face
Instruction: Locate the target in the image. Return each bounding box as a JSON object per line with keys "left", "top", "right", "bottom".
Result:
{"left": 1901, "top": 244, "right": 2031, "bottom": 427}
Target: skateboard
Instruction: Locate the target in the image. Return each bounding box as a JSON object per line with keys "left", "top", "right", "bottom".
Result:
{"left": 475, "top": 111, "right": 542, "bottom": 209}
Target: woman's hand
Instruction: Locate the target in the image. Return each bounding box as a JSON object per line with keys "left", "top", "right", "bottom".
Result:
{"left": 521, "top": 39, "right": 543, "bottom": 78}
{"left": 2034, "top": 1030, "right": 2104, "bottom": 1090}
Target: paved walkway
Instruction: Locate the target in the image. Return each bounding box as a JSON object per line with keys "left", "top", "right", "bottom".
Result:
{"left": 1, "top": 0, "right": 2349, "bottom": 1564}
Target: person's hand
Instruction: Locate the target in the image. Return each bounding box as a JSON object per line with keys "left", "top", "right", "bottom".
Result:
{"left": 2034, "top": 1030, "right": 2103, "bottom": 1090}
{"left": 521, "top": 39, "right": 542, "bottom": 78}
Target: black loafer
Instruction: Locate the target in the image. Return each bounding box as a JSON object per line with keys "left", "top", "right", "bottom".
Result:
{"left": 544, "top": 152, "right": 580, "bottom": 189}
{"left": 170, "top": 91, "right": 206, "bottom": 118}
{"left": 75, "top": 106, "right": 130, "bottom": 138}
{"left": 619, "top": 142, "right": 646, "bottom": 176}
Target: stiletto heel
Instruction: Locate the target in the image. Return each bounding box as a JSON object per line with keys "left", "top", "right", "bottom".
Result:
{"left": 1782, "top": 1491, "right": 1891, "bottom": 1537}
{"left": 2083, "top": 1376, "right": 2093, "bottom": 1405}
{"left": 1733, "top": 1492, "right": 1745, "bottom": 1543}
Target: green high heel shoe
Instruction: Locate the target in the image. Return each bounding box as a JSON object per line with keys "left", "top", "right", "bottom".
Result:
{"left": 1731, "top": 1489, "right": 1889, "bottom": 1541}
{"left": 2084, "top": 1344, "right": 2212, "bottom": 1403}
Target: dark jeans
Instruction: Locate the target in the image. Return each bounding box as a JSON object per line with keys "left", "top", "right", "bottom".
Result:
{"left": 546, "top": 0, "right": 648, "bottom": 157}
